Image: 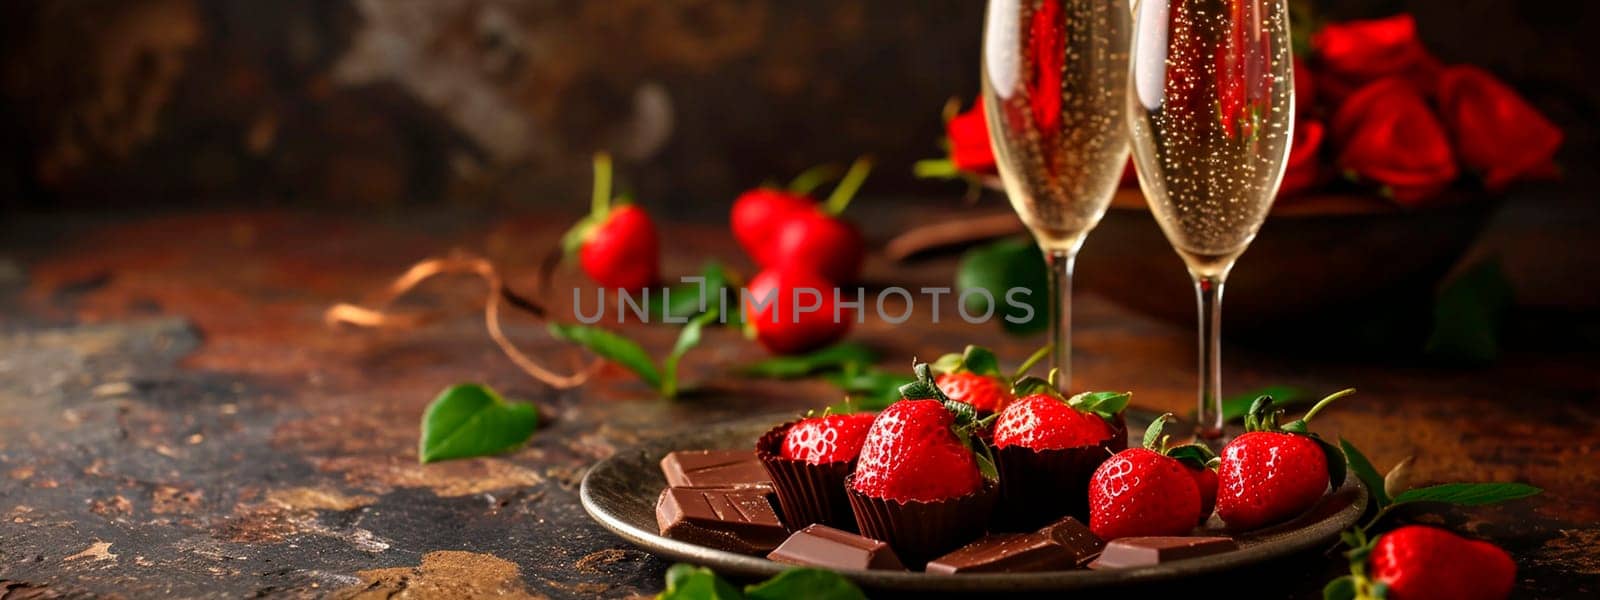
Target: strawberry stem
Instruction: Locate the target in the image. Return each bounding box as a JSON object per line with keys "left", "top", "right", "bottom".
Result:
{"left": 823, "top": 156, "right": 874, "bottom": 216}
{"left": 1142, "top": 413, "right": 1174, "bottom": 451}
{"left": 1299, "top": 388, "right": 1357, "bottom": 426}
{"left": 1013, "top": 344, "right": 1053, "bottom": 380}
{"left": 591, "top": 152, "right": 614, "bottom": 216}
{"left": 788, "top": 163, "right": 843, "bottom": 196}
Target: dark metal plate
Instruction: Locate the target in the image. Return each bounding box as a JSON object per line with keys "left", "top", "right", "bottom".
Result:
{"left": 580, "top": 410, "right": 1365, "bottom": 592}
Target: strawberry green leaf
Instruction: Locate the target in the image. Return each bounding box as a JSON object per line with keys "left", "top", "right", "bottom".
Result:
{"left": 822, "top": 156, "right": 873, "bottom": 216}
{"left": 745, "top": 568, "right": 864, "bottom": 600}
{"left": 661, "top": 564, "right": 744, "bottom": 600}
{"left": 1066, "top": 391, "right": 1131, "bottom": 421}
{"left": 1390, "top": 482, "right": 1542, "bottom": 507}
{"left": 960, "top": 345, "right": 1002, "bottom": 377}
{"left": 548, "top": 323, "right": 661, "bottom": 388}
{"left": 929, "top": 352, "right": 964, "bottom": 375}
{"left": 1340, "top": 438, "right": 1391, "bottom": 507}
{"left": 1322, "top": 575, "right": 1357, "bottom": 600}
{"left": 1165, "top": 444, "right": 1216, "bottom": 470}
{"left": 1220, "top": 385, "right": 1309, "bottom": 423}
{"left": 418, "top": 384, "right": 538, "bottom": 464}
{"left": 661, "top": 308, "right": 719, "bottom": 399}
{"left": 957, "top": 237, "right": 1048, "bottom": 335}
{"left": 742, "top": 342, "right": 877, "bottom": 378}
{"left": 1142, "top": 413, "right": 1174, "bottom": 450}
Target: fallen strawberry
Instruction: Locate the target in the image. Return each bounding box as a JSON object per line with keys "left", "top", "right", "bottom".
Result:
{"left": 1327, "top": 526, "right": 1515, "bottom": 600}
{"left": 1216, "top": 389, "right": 1353, "bottom": 531}
{"left": 561, "top": 153, "right": 660, "bottom": 290}
{"left": 763, "top": 157, "right": 873, "bottom": 284}
{"left": 1087, "top": 414, "right": 1204, "bottom": 539}
{"left": 743, "top": 267, "right": 850, "bottom": 355}
{"left": 732, "top": 188, "right": 814, "bottom": 267}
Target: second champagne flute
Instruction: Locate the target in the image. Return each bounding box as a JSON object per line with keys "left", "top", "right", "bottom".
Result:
{"left": 982, "top": 0, "right": 1131, "bottom": 391}
{"left": 1127, "top": 0, "right": 1296, "bottom": 440}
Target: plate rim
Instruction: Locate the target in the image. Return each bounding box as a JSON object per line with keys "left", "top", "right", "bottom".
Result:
{"left": 579, "top": 411, "right": 1367, "bottom": 591}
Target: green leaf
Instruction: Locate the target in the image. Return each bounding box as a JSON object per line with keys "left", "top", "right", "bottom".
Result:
{"left": 823, "top": 367, "right": 912, "bottom": 413}
{"left": 1220, "top": 385, "right": 1309, "bottom": 423}
{"left": 660, "top": 564, "right": 744, "bottom": 600}
{"left": 662, "top": 308, "right": 719, "bottom": 399}
{"left": 1322, "top": 575, "right": 1357, "bottom": 600}
{"left": 822, "top": 156, "right": 873, "bottom": 216}
{"left": 1066, "top": 391, "right": 1131, "bottom": 420}
{"left": 912, "top": 158, "right": 961, "bottom": 180}
{"left": 744, "top": 569, "right": 864, "bottom": 600}
{"left": 1391, "top": 482, "right": 1542, "bottom": 507}
{"left": 1426, "top": 259, "right": 1514, "bottom": 365}
{"left": 956, "top": 237, "right": 1048, "bottom": 335}
{"left": 1142, "top": 413, "right": 1173, "bottom": 450}
{"left": 960, "top": 345, "right": 1002, "bottom": 377}
{"left": 787, "top": 164, "right": 843, "bottom": 196}
{"left": 418, "top": 384, "right": 539, "bottom": 464}
{"left": 548, "top": 323, "right": 661, "bottom": 388}
{"left": 742, "top": 342, "right": 877, "bottom": 378}
{"left": 1165, "top": 444, "right": 1216, "bottom": 470}
{"left": 928, "top": 352, "right": 964, "bottom": 375}
{"left": 1311, "top": 436, "right": 1348, "bottom": 494}
{"left": 1340, "top": 438, "right": 1391, "bottom": 507}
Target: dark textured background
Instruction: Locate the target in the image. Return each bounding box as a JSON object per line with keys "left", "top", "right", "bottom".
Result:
{"left": 1, "top": 0, "right": 1596, "bottom": 213}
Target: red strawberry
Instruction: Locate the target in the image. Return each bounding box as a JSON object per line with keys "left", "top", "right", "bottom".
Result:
{"left": 761, "top": 157, "right": 872, "bottom": 284}
{"left": 929, "top": 344, "right": 1052, "bottom": 415}
{"left": 562, "top": 153, "right": 659, "bottom": 290}
{"left": 991, "top": 387, "right": 1124, "bottom": 450}
{"left": 769, "top": 211, "right": 865, "bottom": 284}
{"left": 1190, "top": 465, "right": 1218, "bottom": 522}
{"left": 1087, "top": 414, "right": 1202, "bottom": 540}
{"left": 1368, "top": 526, "right": 1516, "bottom": 600}
{"left": 780, "top": 412, "right": 877, "bottom": 465}
{"left": 851, "top": 364, "right": 993, "bottom": 502}
{"left": 743, "top": 268, "right": 850, "bottom": 355}
{"left": 936, "top": 372, "right": 1013, "bottom": 414}
{"left": 1216, "top": 390, "right": 1354, "bottom": 531}
{"left": 731, "top": 188, "right": 812, "bottom": 266}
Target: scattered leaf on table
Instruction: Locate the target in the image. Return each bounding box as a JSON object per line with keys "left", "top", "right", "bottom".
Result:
{"left": 662, "top": 308, "right": 720, "bottom": 398}
{"left": 742, "top": 342, "right": 878, "bottom": 378}
{"left": 659, "top": 564, "right": 743, "bottom": 600}
{"left": 548, "top": 323, "right": 662, "bottom": 388}
{"left": 1391, "top": 482, "right": 1541, "bottom": 507}
{"left": 956, "top": 237, "right": 1048, "bottom": 335}
{"left": 1426, "top": 259, "right": 1513, "bottom": 364}
{"left": 1340, "top": 437, "right": 1391, "bottom": 507}
{"left": 744, "top": 568, "right": 865, "bottom": 600}
{"left": 419, "top": 384, "right": 539, "bottom": 464}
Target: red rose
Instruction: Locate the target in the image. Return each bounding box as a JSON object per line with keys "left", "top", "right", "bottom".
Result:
{"left": 947, "top": 97, "right": 997, "bottom": 174}
{"left": 1331, "top": 78, "right": 1458, "bottom": 206}
{"left": 1312, "top": 15, "right": 1440, "bottom": 105}
{"left": 1278, "top": 119, "right": 1326, "bottom": 197}
{"left": 1434, "top": 65, "right": 1563, "bottom": 191}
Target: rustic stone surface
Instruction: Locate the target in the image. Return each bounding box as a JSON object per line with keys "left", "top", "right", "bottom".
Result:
{"left": 0, "top": 210, "right": 1595, "bottom": 598}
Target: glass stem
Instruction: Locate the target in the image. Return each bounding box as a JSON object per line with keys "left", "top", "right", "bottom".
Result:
{"left": 1047, "top": 249, "right": 1076, "bottom": 393}
{"left": 1194, "top": 275, "right": 1225, "bottom": 442}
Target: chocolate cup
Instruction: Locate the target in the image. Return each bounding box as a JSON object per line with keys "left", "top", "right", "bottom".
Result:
{"left": 990, "top": 412, "right": 1128, "bottom": 532}
{"left": 846, "top": 474, "right": 999, "bottom": 568}
{"left": 756, "top": 422, "right": 858, "bottom": 532}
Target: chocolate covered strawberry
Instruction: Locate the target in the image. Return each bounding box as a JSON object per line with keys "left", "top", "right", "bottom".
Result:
{"left": 1368, "top": 526, "right": 1516, "bottom": 600}
{"left": 780, "top": 412, "right": 876, "bottom": 465}
{"left": 742, "top": 267, "right": 850, "bottom": 355}
{"left": 562, "top": 153, "right": 660, "bottom": 290}
{"left": 1087, "top": 414, "right": 1204, "bottom": 540}
{"left": 990, "top": 373, "right": 1129, "bottom": 530}
{"left": 1216, "top": 389, "right": 1353, "bottom": 531}
{"left": 846, "top": 362, "right": 999, "bottom": 564}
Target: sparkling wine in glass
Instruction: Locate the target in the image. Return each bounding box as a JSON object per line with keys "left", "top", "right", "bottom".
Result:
{"left": 1127, "top": 0, "right": 1295, "bottom": 439}
{"left": 982, "top": 0, "right": 1131, "bottom": 391}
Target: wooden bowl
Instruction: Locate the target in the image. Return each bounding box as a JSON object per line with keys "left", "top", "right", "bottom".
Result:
{"left": 1076, "top": 189, "right": 1498, "bottom": 334}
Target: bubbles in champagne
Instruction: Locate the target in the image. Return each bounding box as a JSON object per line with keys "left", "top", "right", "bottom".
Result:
{"left": 983, "top": 0, "right": 1132, "bottom": 251}
{"left": 1127, "top": 0, "right": 1294, "bottom": 274}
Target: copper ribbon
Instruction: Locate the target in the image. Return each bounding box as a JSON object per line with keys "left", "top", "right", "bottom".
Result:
{"left": 324, "top": 250, "right": 600, "bottom": 389}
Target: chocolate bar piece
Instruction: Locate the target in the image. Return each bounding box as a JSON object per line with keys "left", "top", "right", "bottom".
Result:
{"left": 656, "top": 487, "right": 788, "bottom": 555}
{"left": 660, "top": 450, "right": 773, "bottom": 490}
{"left": 926, "top": 516, "right": 1104, "bottom": 574}
{"left": 1087, "top": 536, "right": 1239, "bottom": 569}
{"left": 767, "top": 524, "right": 906, "bottom": 571}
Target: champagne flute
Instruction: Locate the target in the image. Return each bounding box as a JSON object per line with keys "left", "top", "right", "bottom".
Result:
{"left": 1126, "top": 0, "right": 1295, "bottom": 439}
{"left": 982, "top": 0, "right": 1131, "bottom": 391}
